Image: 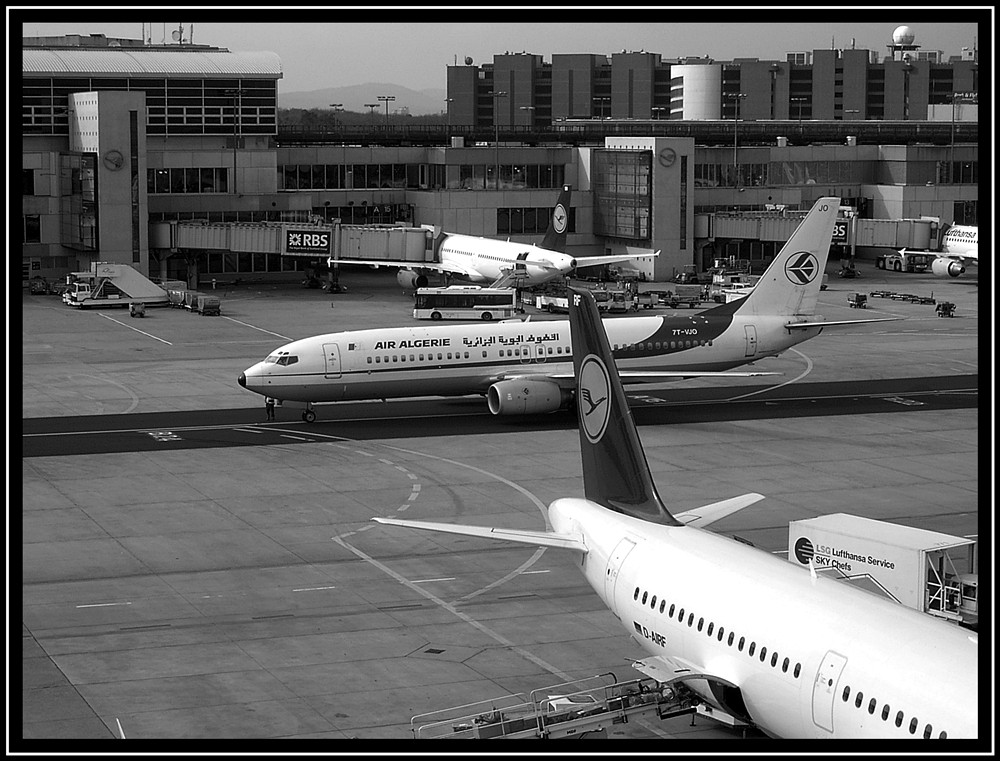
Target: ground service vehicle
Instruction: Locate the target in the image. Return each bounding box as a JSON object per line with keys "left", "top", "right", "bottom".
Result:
{"left": 875, "top": 251, "right": 930, "bottom": 273}
{"left": 660, "top": 283, "right": 705, "bottom": 308}
{"left": 788, "top": 513, "right": 977, "bottom": 628}
{"left": 414, "top": 285, "right": 518, "bottom": 321}
{"left": 63, "top": 263, "right": 167, "bottom": 308}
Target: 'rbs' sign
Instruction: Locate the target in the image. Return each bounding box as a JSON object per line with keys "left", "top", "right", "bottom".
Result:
{"left": 286, "top": 230, "right": 331, "bottom": 254}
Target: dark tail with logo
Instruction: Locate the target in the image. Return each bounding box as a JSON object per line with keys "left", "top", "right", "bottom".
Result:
{"left": 569, "top": 287, "right": 681, "bottom": 525}
{"left": 539, "top": 184, "right": 573, "bottom": 252}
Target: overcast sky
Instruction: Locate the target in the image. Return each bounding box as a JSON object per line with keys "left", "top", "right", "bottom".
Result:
{"left": 15, "top": 12, "right": 985, "bottom": 94}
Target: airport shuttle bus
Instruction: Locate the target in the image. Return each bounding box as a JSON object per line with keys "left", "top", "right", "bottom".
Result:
{"left": 413, "top": 285, "right": 518, "bottom": 321}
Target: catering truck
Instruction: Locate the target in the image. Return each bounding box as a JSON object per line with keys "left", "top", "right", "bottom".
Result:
{"left": 788, "top": 513, "right": 977, "bottom": 628}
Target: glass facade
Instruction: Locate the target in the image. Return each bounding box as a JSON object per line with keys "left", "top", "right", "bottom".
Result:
{"left": 59, "top": 153, "right": 97, "bottom": 251}
{"left": 593, "top": 149, "right": 652, "bottom": 241}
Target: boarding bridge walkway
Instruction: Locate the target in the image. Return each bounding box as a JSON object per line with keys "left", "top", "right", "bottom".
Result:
{"left": 410, "top": 672, "right": 698, "bottom": 739}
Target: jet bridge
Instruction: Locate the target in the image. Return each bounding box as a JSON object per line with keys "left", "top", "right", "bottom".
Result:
{"left": 410, "top": 672, "right": 698, "bottom": 739}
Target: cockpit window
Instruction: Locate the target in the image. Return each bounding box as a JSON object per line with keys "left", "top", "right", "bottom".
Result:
{"left": 264, "top": 354, "right": 281, "bottom": 364}
{"left": 276, "top": 355, "right": 298, "bottom": 366}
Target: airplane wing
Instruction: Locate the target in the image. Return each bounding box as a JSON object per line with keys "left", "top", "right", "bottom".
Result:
{"left": 785, "top": 317, "right": 901, "bottom": 330}
{"left": 673, "top": 493, "right": 766, "bottom": 528}
{"left": 575, "top": 250, "right": 660, "bottom": 269}
{"left": 631, "top": 655, "right": 739, "bottom": 690}
{"left": 503, "top": 370, "right": 781, "bottom": 385}
{"left": 372, "top": 517, "right": 588, "bottom": 552}
{"left": 329, "top": 258, "right": 483, "bottom": 279}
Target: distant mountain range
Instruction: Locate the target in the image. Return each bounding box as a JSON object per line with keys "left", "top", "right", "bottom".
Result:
{"left": 278, "top": 82, "right": 448, "bottom": 116}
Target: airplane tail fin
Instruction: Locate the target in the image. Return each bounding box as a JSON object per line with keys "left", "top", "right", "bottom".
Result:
{"left": 539, "top": 184, "right": 572, "bottom": 252}
{"left": 731, "top": 197, "right": 839, "bottom": 318}
{"left": 569, "top": 287, "right": 682, "bottom": 526}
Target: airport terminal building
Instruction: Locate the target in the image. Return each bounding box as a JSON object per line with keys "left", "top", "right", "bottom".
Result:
{"left": 21, "top": 34, "right": 978, "bottom": 286}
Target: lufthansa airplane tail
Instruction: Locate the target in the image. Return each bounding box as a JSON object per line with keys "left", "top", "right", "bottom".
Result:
{"left": 730, "top": 197, "right": 839, "bottom": 318}
{"left": 569, "top": 287, "right": 683, "bottom": 526}
{"left": 538, "top": 184, "right": 573, "bottom": 252}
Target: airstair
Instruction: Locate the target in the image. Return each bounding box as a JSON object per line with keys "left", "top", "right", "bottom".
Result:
{"left": 410, "top": 672, "right": 697, "bottom": 739}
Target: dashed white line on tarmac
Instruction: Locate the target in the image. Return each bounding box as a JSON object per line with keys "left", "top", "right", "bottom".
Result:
{"left": 77, "top": 602, "right": 132, "bottom": 608}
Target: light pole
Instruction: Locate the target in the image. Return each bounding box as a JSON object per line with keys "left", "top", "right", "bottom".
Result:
{"left": 843, "top": 108, "right": 860, "bottom": 120}
{"left": 223, "top": 87, "right": 243, "bottom": 194}
{"left": 519, "top": 104, "right": 535, "bottom": 127}
{"left": 377, "top": 95, "right": 395, "bottom": 126}
{"left": 487, "top": 90, "right": 507, "bottom": 189}
{"left": 949, "top": 92, "right": 976, "bottom": 183}
{"left": 328, "top": 102, "right": 343, "bottom": 128}
{"left": 727, "top": 92, "right": 746, "bottom": 187}
{"left": 594, "top": 96, "right": 610, "bottom": 119}
{"left": 443, "top": 98, "right": 453, "bottom": 133}
{"left": 791, "top": 97, "right": 807, "bottom": 141}
{"left": 651, "top": 107, "right": 668, "bottom": 120}
{"left": 364, "top": 103, "right": 379, "bottom": 123}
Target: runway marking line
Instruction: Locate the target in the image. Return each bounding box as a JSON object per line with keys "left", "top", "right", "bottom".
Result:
{"left": 97, "top": 313, "right": 173, "bottom": 345}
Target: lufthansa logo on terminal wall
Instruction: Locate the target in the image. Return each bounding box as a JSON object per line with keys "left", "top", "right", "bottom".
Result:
{"left": 658, "top": 147, "right": 677, "bottom": 168}
{"left": 579, "top": 354, "right": 611, "bottom": 444}
{"left": 784, "top": 252, "right": 819, "bottom": 285}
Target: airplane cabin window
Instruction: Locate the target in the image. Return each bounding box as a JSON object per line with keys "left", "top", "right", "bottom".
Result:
{"left": 738, "top": 637, "right": 745, "bottom": 651}
{"left": 868, "top": 698, "right": 876, "bottom": 714}
{"left": 793, "top": 663, "right": 801, "bottom": 678}
{"left": 728, "top": 633, "right": 735, "bottom": 646}
{"left": 909, "top": 718, "right": 918, "bottom": 734}
{"left": 770, "top": 652, "right": 778, "bottom": 668}
{"left": 717, "top": 626, "right": 725, "bottom": 641}
{"left": 678, "top": 608, "right": 685, "bottom": 621}
{"left": 748, "top": 642, "right": 756, "bottom": 656}
{"left": 482, "top": 351, "right": 488, "bottom": 358}
{"left": 650, "top": 595, "right": 657, "bottom": 608}
{"left": 375, "top": 357, "right": 381, "bottom": 363}
{"left": 367, "top": 357, "right": 372, "bottom": 364}
{"left": 882, "top": 704, "right": 890, "bottom": 721}
{"left": 783, "top": 658, "right": 789, "bottom": 673}
{"left": 855, "top": 692, "right": 864, "bottom": 708}
{"left": 842, "top": 686, "right": 850, "bottom": 701}
{"left": 659, "top": 600, "right": 666, "bottom": 613}
{"left": 706, "top": 622, "right": 713, "bottom": 636}
{"left": 633, "top": 587, "right": 640, "bottom": 600}
{"left": 687, "top": 613, "right": 694, "bottom": 627}
{"left": 923, "top": 725, "right": 932, "bottom": 739}
{"left": 759, "top": 646, "right": 767, "bottom": 662}
{"left": 697, "top": 617, "right": 703, "bottom": 631}
{"left": 668, "top": 604, "right": 675, "bottom": 617}
{"left": 641, "top": 591, "right": 648, "bottom": 604}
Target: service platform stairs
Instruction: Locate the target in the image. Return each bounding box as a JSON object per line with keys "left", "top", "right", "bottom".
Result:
{"left": 410, "top": 672, "right": 698, "bottom": 739}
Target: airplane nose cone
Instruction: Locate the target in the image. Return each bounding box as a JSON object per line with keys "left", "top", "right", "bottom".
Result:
{"left": 238, "top": 372, "right": 246, "bottom": 388}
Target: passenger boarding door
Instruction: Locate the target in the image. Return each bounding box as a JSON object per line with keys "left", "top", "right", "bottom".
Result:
{"left": 605, "top": 538, "right": 637, "bottom": 618}
{"left": 323, "top": 343, "right": 342, "bottom": 379}
{"left": 811, "top": 650, "right": 848, "bottom": 733}
{"left": 744, "top": 325, "right": 758, "bottom": 357}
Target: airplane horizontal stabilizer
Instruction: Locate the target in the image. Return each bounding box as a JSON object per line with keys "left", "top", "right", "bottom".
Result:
{"left": 372, "top": 517, "right": 587, "bottom": 552}
{"left": 632, "top": 656, "right": 739, "bottom": 690}
{"left": 784, "top": 317, "right": 902, "bottom": 330}
{"left": 673, "top": 493, "right": 766, "bottom": 528}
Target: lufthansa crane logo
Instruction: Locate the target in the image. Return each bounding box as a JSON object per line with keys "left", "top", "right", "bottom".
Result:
{"left": 579, "top": 354, "right": 611, "bottom": 444}
{"left": 658, "top": 147, "right": 677, "bottom": 167}
{"left": 553, "top": 204, "right": 568, "bottom": 234}
{"left": 784, "top": 252, "right": 819, "bottom": 285}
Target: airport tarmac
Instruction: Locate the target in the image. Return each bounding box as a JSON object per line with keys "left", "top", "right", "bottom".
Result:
{"left": 18, "top": 264, "right": 981, "bottom": 745}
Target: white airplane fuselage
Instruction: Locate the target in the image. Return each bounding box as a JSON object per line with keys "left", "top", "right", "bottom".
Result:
{"left": 437, "top": 234, "right": 577, "bottom": 286}
{"left": 240, "top": 311, "right": 819, "bottom": 404}
{"left": 548, "top": 498, "right": 978, "bottom": 739}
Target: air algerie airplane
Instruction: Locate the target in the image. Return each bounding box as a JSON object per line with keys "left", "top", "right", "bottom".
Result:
{"left": 372, "top": 286, "right": 978, "bottom": 739}
{"left": 332, "top": 185, "right": 657, "bottom": 289}
{"left": 239, "top": 197, "right": 897, "bottom": 422}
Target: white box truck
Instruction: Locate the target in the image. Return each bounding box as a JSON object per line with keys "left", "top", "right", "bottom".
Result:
{"left": 788, "top": 513, "right": 977, "bottom": 628}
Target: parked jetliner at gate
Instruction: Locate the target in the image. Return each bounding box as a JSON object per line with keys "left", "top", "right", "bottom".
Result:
{"left": 239, "top": 197, "right": 897, "bottom": 421}
{"left": 373, "top": 286, "right": 978, "bottom": 739}
{"left": 927, "top": 224, "right": 978, "bottom": 278}
{"left": 332, "top": 185, "right": 656, "bottom": 289}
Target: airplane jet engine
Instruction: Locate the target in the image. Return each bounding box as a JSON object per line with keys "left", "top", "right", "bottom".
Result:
{"left": 931, "top": 257, "right": 965, "bottom": 278}
{"left": 397, "top": 270, "right": 429, "bottom": 289}
{"left": 487, "top": 379, "right": 571, "bottom": 415}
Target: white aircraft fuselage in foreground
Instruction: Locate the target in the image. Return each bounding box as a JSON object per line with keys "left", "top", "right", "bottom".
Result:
{"left": 334, "top": 185, "right": 655, "bottom": 288}
{"left": 373, "top": 285, "right": 978, "bottom": 740}
{"left": 240, "top": 198, "right": 897, "bottom": 421}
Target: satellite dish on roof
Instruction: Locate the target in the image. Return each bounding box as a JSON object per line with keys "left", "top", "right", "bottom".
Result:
{"left": 465, "top": 56, "right": 473, "bottom": 65}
